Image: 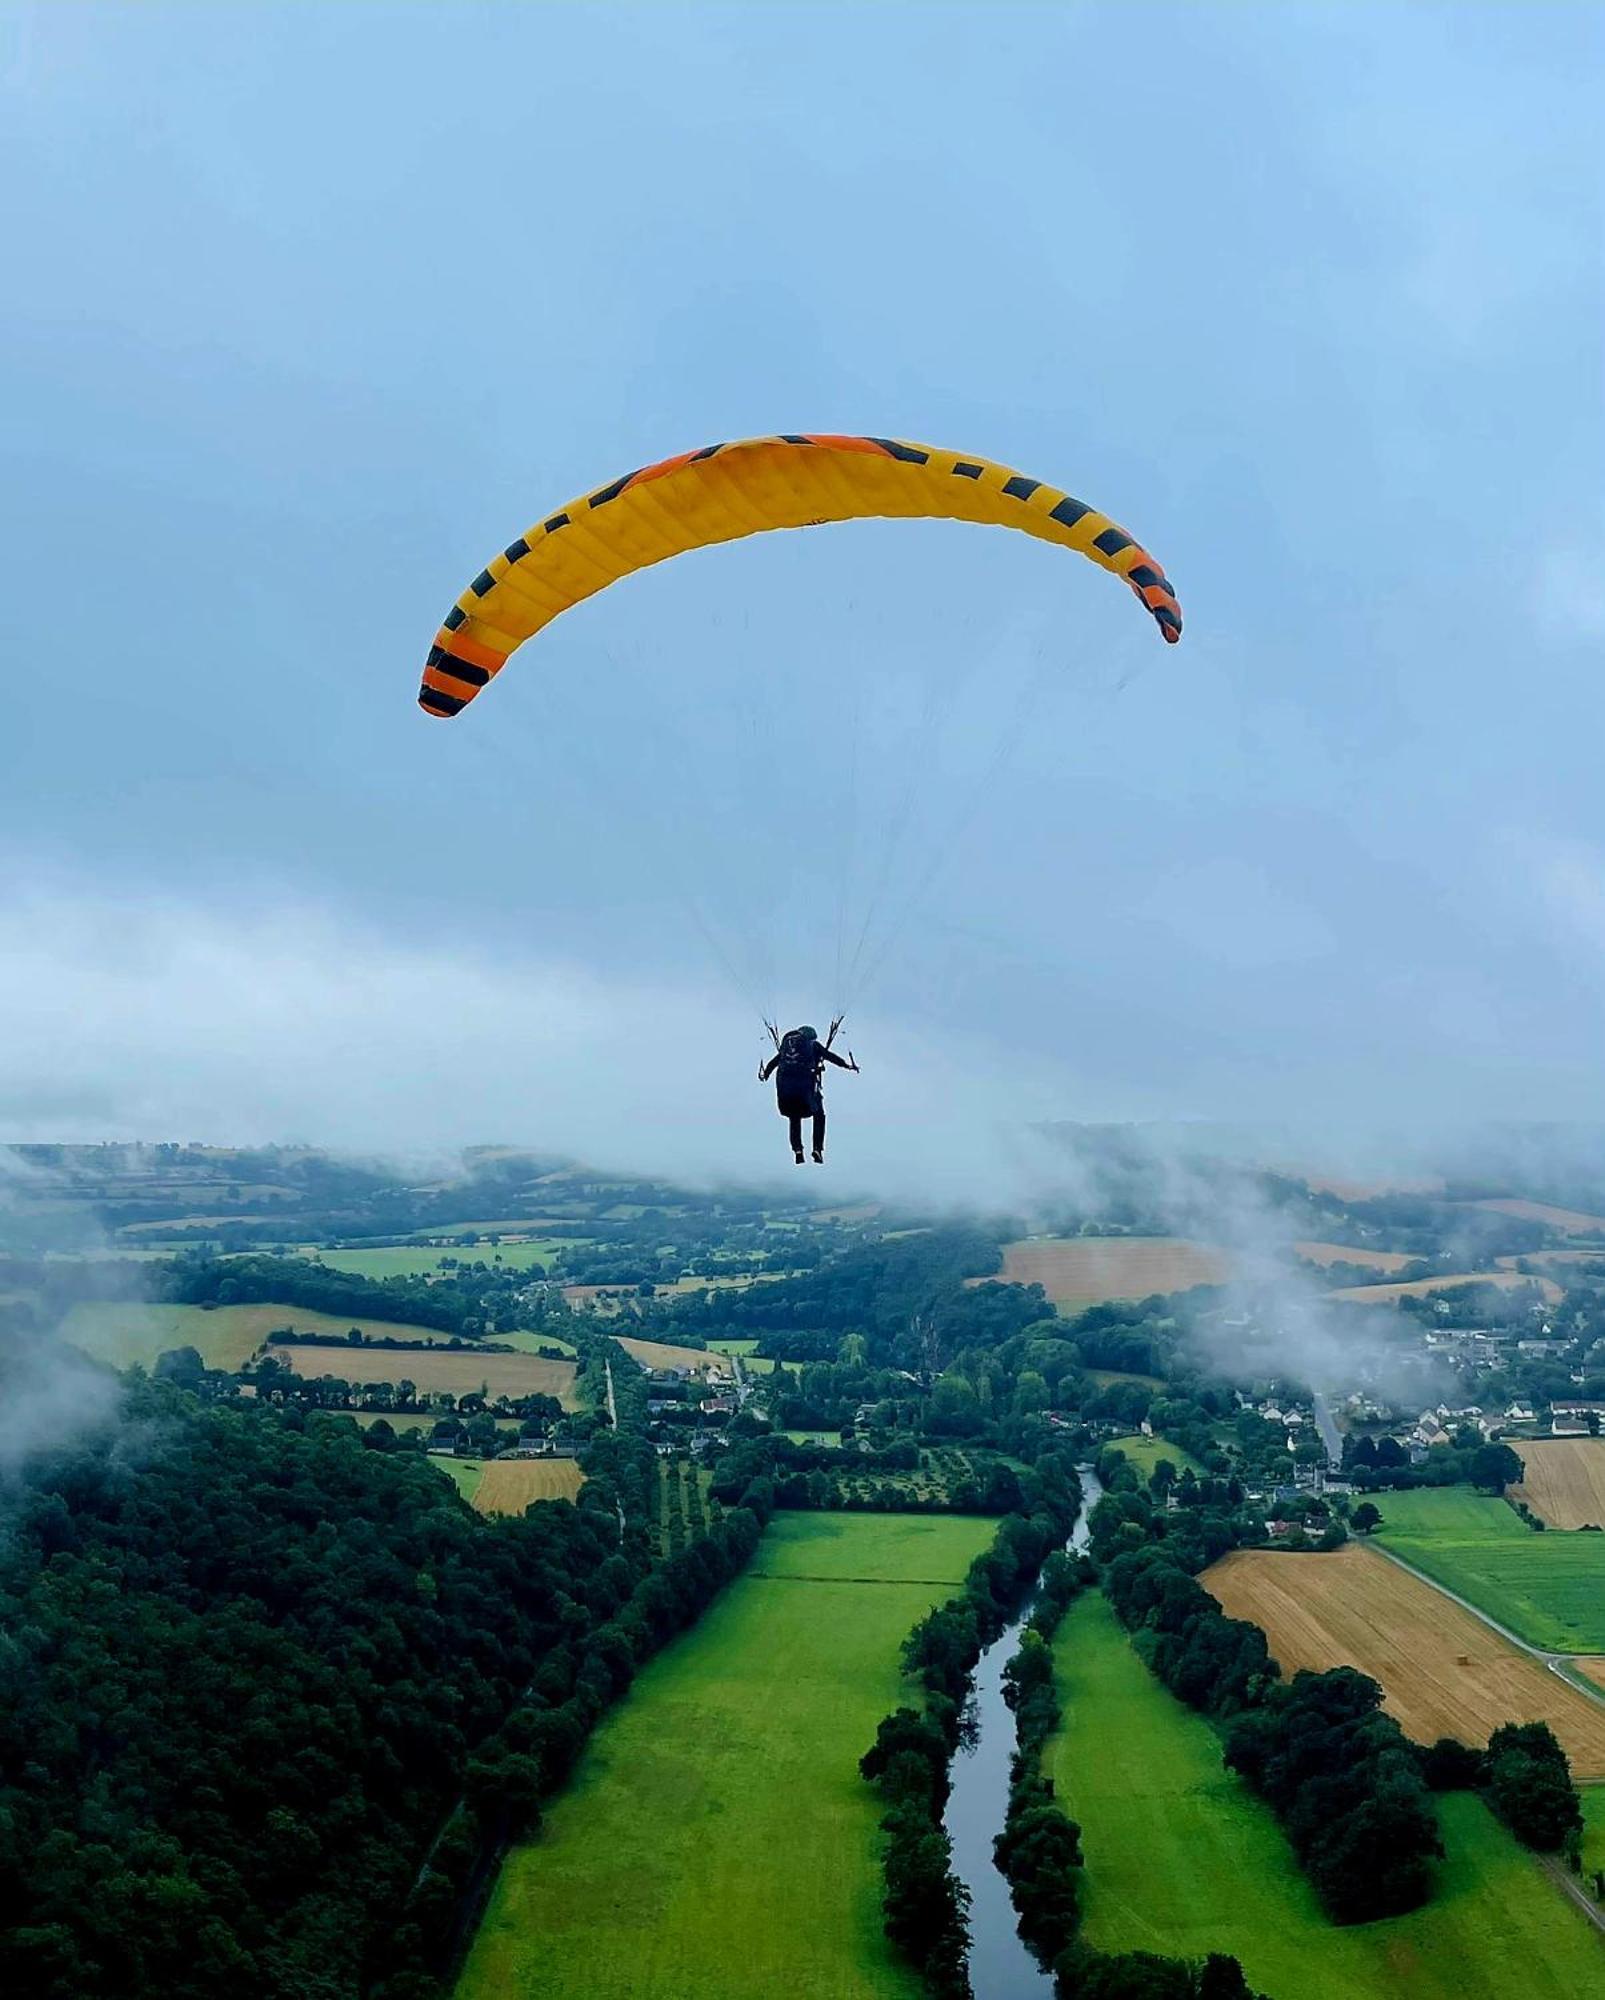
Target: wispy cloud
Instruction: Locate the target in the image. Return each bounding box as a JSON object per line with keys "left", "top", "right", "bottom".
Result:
{"left": 0, "top": 883, "right": 1075, "bottom": 1206}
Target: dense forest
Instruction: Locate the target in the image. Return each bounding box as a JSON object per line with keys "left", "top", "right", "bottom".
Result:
{"left": 0, "top": 1371, "right": 758, "bottom": 2000}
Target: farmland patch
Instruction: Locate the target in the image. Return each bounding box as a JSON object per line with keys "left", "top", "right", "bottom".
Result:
{"left": 472, "top": 1458, "right": 584, "bottom": 1513}
{"left": 993, "top": 1236, "right": 1232, "bottom": 1308}
{"left": 1205, "top": 1544, "right": 1605, "bottom": 1776}
{"left": 456, "top": 1512, "right": 992, "bottom": 2000}
{"left": 1049, "top": 1590, "right": 1605, "bottom": 2000}
{"left": 61, "top": 1301, "right": 456, "bottom": 1372}
{"left": 1372, "top": 1487, "right": 1605, "bottom": 1653}
{"left": 273, "top": 1343, "right": 579, "bottom": 1407}
{"left": 1511, "top": 1439, "right": 1605, "bottom": 1530}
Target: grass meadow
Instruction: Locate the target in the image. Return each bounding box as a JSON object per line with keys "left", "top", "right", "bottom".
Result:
{"left": 1049, "top": 1593, "right": 1605, "bottom": 2000}
{"left": 435, "top": 1459, "right": 485, "bottom": 1503}
{"left": 1104, "top": 1433, "right": 1207, "bottom": 1479}
{"left": 1371, "top": 1487, "right": 1605, "bottom": 1652}
{"left": 298, "top": 1241, "right": 566, "bottom": 1279}
{"left": 456, "top": 1512, "right": 994, "bottom": 2000}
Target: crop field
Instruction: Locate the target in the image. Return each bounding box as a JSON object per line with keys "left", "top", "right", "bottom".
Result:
{"left": 1048, "top": 1592, "right": 1605, "bottom": 2000}
{"left": 1511, "top": 1439, "right": 1605, "bottom": 1529}
{"left": 1327, "top": 1270, "right": 1563, "bottom": 1306}
{"left": 1205, "top": 1546, "right": 1605, "bottom": 1775}
{"left": 274, "top": 1343, "right": 580, "bottom": 1406}
{"left": 994, "top": 1236, "right": 1233, "bottom": 1308}
{"left": 457, "top": 1512, "right": 993, "bottom": 2000}
{"left": 471, "top": 1458, "right": 584, "bottom": 1513}
{"left": 1292, "top": 1239, "right": 1416, "bottom": 1273}
{"left": 1470, "top": 1197, "right": 1605, "bottom": 1237}
{"left": 615, "top": 1336, "right": 729, "bottom": 1375}
{"left": 1371, "top": 1487, "right": 1605, "bottom": 1652}
{"left": 61, "top": 1300, "right": 457, "bottom": 1372}
{"left": 296, "top": 1241, "right": 565, "bottom": 1279}
{"left": 116, "top": 1208, "right": 298, "bottom": 1233}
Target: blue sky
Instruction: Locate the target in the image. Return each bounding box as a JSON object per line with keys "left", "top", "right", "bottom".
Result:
{"left": 1, "top": 3, "right": 1602, "bottom": 1175}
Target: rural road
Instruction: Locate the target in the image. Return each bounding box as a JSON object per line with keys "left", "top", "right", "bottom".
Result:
{"left": 1366, "top": 1538, "right": 1605, "bottom": 1710}
{"left": 1311, "top": 1391, "right": 1343, "bottom": 1470}
{"left": 604, "top": 1358, "right": 618, "bottom": 1427}
{"left": 1540, "top": 1853, "right": 1605, "bottom": 1938}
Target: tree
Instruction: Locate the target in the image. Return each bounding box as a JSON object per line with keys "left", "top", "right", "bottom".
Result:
{"left": 1484, "top": 1722, "right": 1583, "bottom": 1852}
{"left": 1471, "top": 1441, "right": 1524, "bottom": 1494}
{"left": 1351, "top": 1501, "right": 1382, "bottom": 1535}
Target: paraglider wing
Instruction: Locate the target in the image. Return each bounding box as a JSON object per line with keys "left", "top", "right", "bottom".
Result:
{"left": 418, "top": 434, "right": 1182, "bottom": 718}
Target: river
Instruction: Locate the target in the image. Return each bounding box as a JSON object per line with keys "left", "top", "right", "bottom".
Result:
{"left": 943, "top": 1467, "right": 1103, "bottom": 1999}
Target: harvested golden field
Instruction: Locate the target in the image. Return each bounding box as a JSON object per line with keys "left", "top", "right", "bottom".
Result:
{"left": 273, "top": 1343, "right": 579, "bottom": 1406}
{"left": 993, "top": 1237, "right": 1232, "bottom": 1308}
{"left": 1575, "top": 1660, "right": 1605, "bottom": 1695}
{"left": 1205, "top": 1544, "right": 1605, "bottom": 1776}
{"left": 1293, "top": 1240, "right": 1415, "bottom": 1274}
{"left": 1327, "top": 1271, "right": 1562, "bottom": 1306}
{"left": 616, "top": 1336, "right": 729, "bottom": 1375}
{"left": 1512, "top": 1440, "right": 1605, "bottom": 1530}
{"left": 473, "top": 1458, "right": 584, "bottom": 1514}
{"left": 1471, "top": 1198, "right": 1605, "bottom": 1237}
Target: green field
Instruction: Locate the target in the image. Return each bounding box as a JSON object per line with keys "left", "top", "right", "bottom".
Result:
{"left": 60, "top": 1300, "right": 472, "bottom": 1372}
{"left": 1372, "top": 1487, "right": 1605, "bottom": 1652}
{"left": 1106, "top": 1433, "right": 1205, "bottom": 1478}
{"left": 708, "top": 1337, "right": 779, "bottom": 1372}
{"left": 435, "top": 1457, "right": 485, "bottom": 1502}
{"left": 343, "top": 1410, "right": 523, "bottom": 1434}
{"left": 457, "top": 1513, "right": 994, "bottom": 2000}
{"left": 1050, "top": 1592, "right": 1605, "bottom": 2000}
{"left": 292, "top": 1241, "right": 567, "bottom": 1280}
{"left": 1087, "top": 1367, "right": 1166, "bottom": 1391}
{"left": 1582, "top": 1784, "right": 1605, "bottom": 1884}
{"left": 495, "top": 1328, "right": 578, "bottom": 1357}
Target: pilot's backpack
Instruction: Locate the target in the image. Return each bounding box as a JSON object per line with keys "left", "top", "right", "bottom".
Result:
{"left": 774, "top": 1030, "right": 818, "bottom": 1111}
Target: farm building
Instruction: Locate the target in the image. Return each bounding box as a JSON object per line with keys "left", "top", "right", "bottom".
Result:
{"left": 1551, "top": 1400, "right": 1605, "bottom": 1436}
